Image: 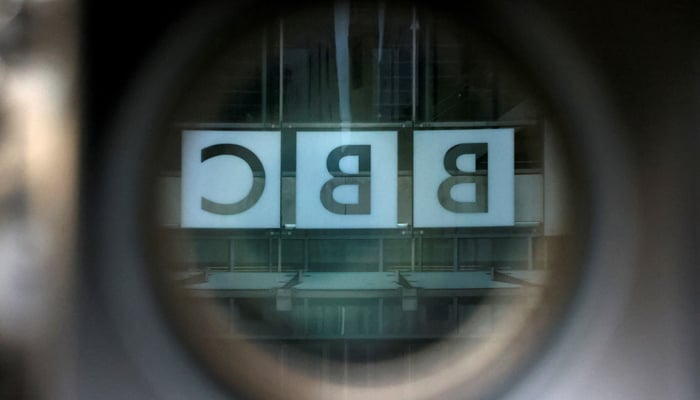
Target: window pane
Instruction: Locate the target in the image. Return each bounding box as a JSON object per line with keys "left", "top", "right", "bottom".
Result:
{"left": 282, "top": 3, "right": 413, "bottom": 122}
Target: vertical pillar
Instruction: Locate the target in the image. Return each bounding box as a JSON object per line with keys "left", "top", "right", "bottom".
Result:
{"left": 411, "top": 236, "right": 415, "bottom": 271}
{"left": 278, "top": 17, "right": 284, "bottom": 123}
{"left": 261, "top": 25, "right": 268, "bottom": 123}
{"left": 423, "top": 14, "right": 433, "bottom": 121}
{"left": 411, "top": 6, "right": 418, "bottom": 122}
{"left": 228, "top": 239, "right": 235, "bottom": 271}
{"left": 268, "top": 234, "right": 273, "bottom": 271}
{"left": 379, "top": 238, "right": 384, "bottom": 271}
{"left": 278, "top": 235, "right": 282, "bottom": 272}
{"left": 334, "top": 0, "right": 352, "bottom": 123}
{"left": 453, "top": 237, "right": 459, "bottom": 271}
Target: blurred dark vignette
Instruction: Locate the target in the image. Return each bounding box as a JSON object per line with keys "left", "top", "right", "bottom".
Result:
{"left": 0, "top": 0, "right": 696, "bottom": 399}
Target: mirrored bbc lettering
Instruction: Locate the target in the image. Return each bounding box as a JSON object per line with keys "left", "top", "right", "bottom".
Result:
{"left": 181, "top": 129, "right": 514, "bottom": 229}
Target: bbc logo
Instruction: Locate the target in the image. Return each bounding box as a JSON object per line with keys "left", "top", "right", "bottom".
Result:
{"left": 181, "top": 129, "right": 513, "bottom": 228}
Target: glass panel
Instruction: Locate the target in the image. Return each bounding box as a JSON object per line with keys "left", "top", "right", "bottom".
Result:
{"left": 188, "top": 239, "right": 229, "bottom": 270}
{"left": 421, "top": 238, "right": 454, "bottom": 269}
{"left": 282, "top": 3, "right": 413, "bottom": 122}
{"left": 171, "top": 25, "right": 281, "bottom": 124}
{"left": 418, "top": 16, "right": 535, "bottom": 122}
{"left": 383, "top": 239, "right": 412, "bottom": 269}
{"left": 234, "top": 239, "right": 272, "bottom": 269}
{"left": 283, "top": 5, "right": 338, "bottom": 122}
{"left": 308, "top": 239, "right": 378, "bottom": 272}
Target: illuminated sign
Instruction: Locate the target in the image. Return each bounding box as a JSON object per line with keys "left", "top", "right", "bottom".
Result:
{"left": 413, "top": 129, "right": 514, "bottom": 227}
{"left": 181, "top": 129, "right": 513, "bottom": 229}
{"left": 296, "top": 131, "right": 398, "bottom": 228}
{"left": 181, "top": 131, "right": 281, "bottom": 228}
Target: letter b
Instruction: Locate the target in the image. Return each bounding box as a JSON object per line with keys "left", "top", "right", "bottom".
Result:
{"left": 437, "top": 143, "right": 488, "bottom": 213}
{"left": 320, "top": 145, "right": 371, "bottom": 215}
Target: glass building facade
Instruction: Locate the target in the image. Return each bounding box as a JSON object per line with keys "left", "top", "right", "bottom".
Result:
{"left": 155, "top": 1, "right": 575, "bottom": 374}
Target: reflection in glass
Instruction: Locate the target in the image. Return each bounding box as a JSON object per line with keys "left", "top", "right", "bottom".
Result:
{"left": 152, "top": 3, "right": 581, "bottom": 398}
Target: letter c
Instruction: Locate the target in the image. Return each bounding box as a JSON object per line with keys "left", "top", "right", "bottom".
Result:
{"left": 200, "top": 144, "right": 266, "bottom": 215}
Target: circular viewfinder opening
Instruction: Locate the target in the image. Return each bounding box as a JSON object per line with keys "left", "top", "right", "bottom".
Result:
{"left": 143, "top": 2, "right": 588, "bottom": 399}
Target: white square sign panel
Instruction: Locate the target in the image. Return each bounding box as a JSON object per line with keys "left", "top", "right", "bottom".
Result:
{"left": 296, "top": 131, "right": 398, "bottom": 228}
{"left": 181, "top": 130, "right": 281, "bottom": 228}
{"left": 413, "top": 129, "right": 514, "bottom": 227}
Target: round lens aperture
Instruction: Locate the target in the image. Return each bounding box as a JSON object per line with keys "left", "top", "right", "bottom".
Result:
{"left": 114, "top": 2, "right": 590, "bottom": 399}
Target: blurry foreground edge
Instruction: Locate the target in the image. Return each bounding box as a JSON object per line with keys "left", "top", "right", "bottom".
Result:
{"left": 78, "top": 1, "right": 699, "bottom": 400}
